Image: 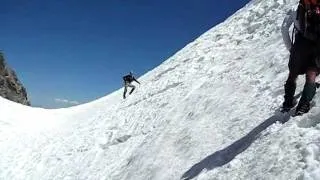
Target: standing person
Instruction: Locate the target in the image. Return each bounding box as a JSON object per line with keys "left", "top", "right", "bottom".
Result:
{"left": 282, "top": 0, "right": 320, "bottom": 115}
{"left": 122, "top": 72, "right": 140, "bottom": 99}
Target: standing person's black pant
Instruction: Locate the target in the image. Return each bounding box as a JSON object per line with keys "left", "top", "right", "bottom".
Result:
{"left": 123, "top": 81, "right": 136, "bottom": 99}
{"left": 284, "top": 33, "right": 320, "bottom": 113}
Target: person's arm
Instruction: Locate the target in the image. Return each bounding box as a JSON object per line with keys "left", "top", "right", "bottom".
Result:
{"left": 133, "top": 77, "right": 140, "bottom": 84}
{"left": 281, "top": 9, "right": 295, "bottom": 51}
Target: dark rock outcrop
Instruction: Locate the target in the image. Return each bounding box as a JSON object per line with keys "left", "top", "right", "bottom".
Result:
{"left": 0, "top": 52, "right": 30, "bottom": 105}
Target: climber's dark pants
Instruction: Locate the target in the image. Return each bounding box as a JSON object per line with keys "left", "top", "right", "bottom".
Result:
{"left": 285, "top": 33, "right": 320, "bottom": 103}
{"left": 123, "top": 82, "right": 136, "bottom": 99}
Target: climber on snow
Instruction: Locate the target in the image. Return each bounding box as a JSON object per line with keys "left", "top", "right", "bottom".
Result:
{"left": 281, "top": 0, "right": 320, "bottom": 115}
{"left": 122, "top": 72, "right": 140, "bottom": 99}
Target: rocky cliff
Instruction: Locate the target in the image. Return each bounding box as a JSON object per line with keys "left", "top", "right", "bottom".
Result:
{"left": 0, "top": 52, "right": 30, "bottom": 105}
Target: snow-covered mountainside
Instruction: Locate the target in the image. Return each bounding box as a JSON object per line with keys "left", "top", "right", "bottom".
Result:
{"left": 1, "top": 0, "right": 320, "bottom": 179}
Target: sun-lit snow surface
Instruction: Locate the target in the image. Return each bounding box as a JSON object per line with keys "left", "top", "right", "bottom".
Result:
{"left": 1, "top": 0, "right": 320, "bottom": 179}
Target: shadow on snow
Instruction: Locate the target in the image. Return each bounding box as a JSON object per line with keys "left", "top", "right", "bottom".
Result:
{"left": 181, "top": 93, "right": 301, "bottom": 180}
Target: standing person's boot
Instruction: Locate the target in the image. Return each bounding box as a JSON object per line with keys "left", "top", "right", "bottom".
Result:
{"left": 282, "top": 81, "right": 297, "bottom": 112}
{"left": 295, "top": 101, "right": 310, "bottom": 116}
{"left": 295, "top": 82, "right": 316, "bottom": 115}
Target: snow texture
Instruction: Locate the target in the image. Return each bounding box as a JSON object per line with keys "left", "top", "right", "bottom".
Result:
{"left": 1, "top": 0, "right": 320, "bottom": 179}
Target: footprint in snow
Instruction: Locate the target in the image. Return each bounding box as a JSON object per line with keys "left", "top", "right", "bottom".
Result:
{"left": 99, "top": 135, "right": 132, "bottom": 150}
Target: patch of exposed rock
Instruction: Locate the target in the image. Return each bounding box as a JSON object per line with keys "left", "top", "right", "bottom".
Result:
{"left": 0, "top": 52, "right": 30, "bottom": 105}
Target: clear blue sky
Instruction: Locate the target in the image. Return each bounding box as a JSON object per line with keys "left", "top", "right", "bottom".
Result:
{"left": 1, "top": 0, "right": 250, "bottom": 108}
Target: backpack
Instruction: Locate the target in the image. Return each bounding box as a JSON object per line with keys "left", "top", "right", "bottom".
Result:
{"left": 297, "top": 0, "right": 320, "bottom": 40}
{"left": 123, "top": 74, "right": 133, "bottom": 82}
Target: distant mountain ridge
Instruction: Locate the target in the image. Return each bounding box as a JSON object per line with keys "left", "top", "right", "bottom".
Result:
{"left": 0, "top": 52, "right": 30, "bottom": 105}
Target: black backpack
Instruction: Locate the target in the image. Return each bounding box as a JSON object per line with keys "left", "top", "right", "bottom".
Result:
{"left": 297, "top": 0, "right": 320, "bottom": 40}
{"left": 123, "top": 74, "right": 133, "bottom": 82}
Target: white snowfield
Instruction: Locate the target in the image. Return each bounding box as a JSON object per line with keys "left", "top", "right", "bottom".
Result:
{"left": 1, "top": 0, "right": 320, "bottom": 179}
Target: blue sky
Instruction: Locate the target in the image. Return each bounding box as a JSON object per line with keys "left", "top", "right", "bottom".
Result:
{"left": 0, "top": 0, "right": 250, "bottom": 108}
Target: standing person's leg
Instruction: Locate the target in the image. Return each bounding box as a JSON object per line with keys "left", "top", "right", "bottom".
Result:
{"left": 283, "top": 72, "right": 298, "bottom": 109}
{"left": 296, "top": 68, "right": 318, "bottom": 114}
{"left": 123, "top": 82, "right": 129, "bottom": 99}
{"left": 128, "top": 83, "right": 136, "bottom": 94}
{"left": 303, "top": 68, "right": 317, "bottom": 101}
{"left": 282, "top": 34, "right": 303, "bottom": 110}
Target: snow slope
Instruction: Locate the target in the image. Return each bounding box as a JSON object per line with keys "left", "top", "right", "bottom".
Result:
{"left": 1, "top": 0, "right": 320, "bottom": 179}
